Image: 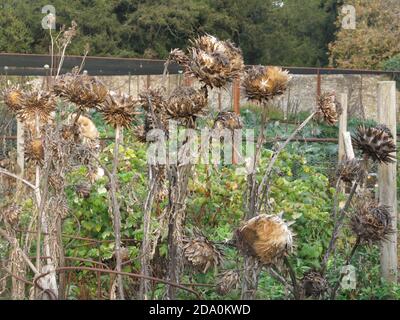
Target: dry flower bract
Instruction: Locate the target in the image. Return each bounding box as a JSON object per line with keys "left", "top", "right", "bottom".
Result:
{"left": 352, "top": 125, "right": 396, "bottom": 164}
{"left": 236, "top": 214, "right": 293, "bottom": 265}
{"left": 301, "top": 270, "right": 328, "bottom": 299}
{"left": 15, "top": 90, "right": 56, "bottom": 124}
{"left": 25, "top": 138, "right": 44, "bottom": 165}
{"left": 53, "top": 74, "right": 108, "bottom": 111}
{"left": 170, "top": 34, "right": 244, "bottom": 89}
{"left": 336, "top": 158, "right": 363, "bottom": 183}
{"left": 315, "top": 92, "right": 342, "bottom": 125}
{"left": 183, "top": 235, "right": 223, "bottom": 273}
{"left": 242, "top": 66, "right": 291, "bottom": 103}
{"left": 213, "top": 111, "right": 243, "bottom": 131}
{"left": 100, "top": 92, "right": 140, "bottom": 128}
{"left": 2, "top": 87, "right": 23, "bottom": 113}
{"left": 216, "top": 270, "right": 240, "bottom": 296}
{"left": 351, "top": 199, "right": 393, "bottom": 243}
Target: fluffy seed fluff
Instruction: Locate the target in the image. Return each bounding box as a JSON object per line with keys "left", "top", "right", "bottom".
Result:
{"left": 235, "top": 214, "right": 293, "bottom": 265}
{"left": 100, "top": 92, "right": 140, "bottom": 128}
{"left": 352, "top": 125, "right": 396, "bottom": 164}
{"left": 242, "top": 66, "right": 291, "bottom": 103}
{"left": 53, "top": 74, "right": 108, "bottom": 110}
{"left": 351, "top": 199, "right": 393, "bottom": 243}
{"left": 301, "top": 270, "right": 328, "bottom": 299}
{"left": 183, "top": 235, "right": 223, "bottom": 273}
{"left": 216, "top": 270, "right": 240, "bottom": 296}
{"left": 213, "top": 111, "right": 243, "bottom": 131}
{"left": 315, "top": 92, "right": 342, "bottom": 125}
{"left": 336, "top": 158, "right": 363, "bottom": 184}
{"left": 169, "top": 34, "right": 244, "bottom": 89}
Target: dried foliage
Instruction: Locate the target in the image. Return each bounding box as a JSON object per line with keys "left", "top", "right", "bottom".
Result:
{"left": 216, "top": 270, "right": 240, "bottom": 296}
{"left": 2, "top": 87, "right": 23, "bottom": 113}
{"left": 301, "top": 270, "right": 328, "bottom": 299}
{"left": 213, "top": 111, "right": 242, "bottom": 131}
{"left": 25, "top": 138, "right": 44, "bottom": 165}
{"left": 336, "top": 159, "right": 363, "bottom": 184}
{"left": 100, "top": 92, "right": 140, "bottom": 128}
{"left": 15, "top": 90, "right": 56, "bottom": 124}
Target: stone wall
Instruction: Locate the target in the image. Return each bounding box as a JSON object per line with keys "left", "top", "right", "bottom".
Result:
{"left": 28, "top": 73, "right": 400, "bottom": 121}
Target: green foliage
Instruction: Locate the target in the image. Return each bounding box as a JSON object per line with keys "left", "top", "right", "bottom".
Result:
{"left": 0, "top": 0, "right": 338, "bottom": 66}
{"left": 383, "top": 54, "right": 400, "bottom": 89}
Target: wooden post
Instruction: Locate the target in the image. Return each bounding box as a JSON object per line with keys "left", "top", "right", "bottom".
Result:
{"left": 16, "top": 120, "right": 24, "bottom": 197}
{"left": 377, "top": 81, "right": 397, "bottom": 283}
{"left": 232, "top": 79, "right": 240, "bottom": 165}
{"left": 338, "top": 93, "right": 348, "bottom": 163}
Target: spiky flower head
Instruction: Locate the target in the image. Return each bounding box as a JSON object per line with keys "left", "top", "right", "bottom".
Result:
{"left": 351, "top": 199, "right": 393, "bottom": 243}
{"left": 15, "top": 90, "right": 56, "bottom": 124}
{"left": 315, "top": 92, "right": 342, "bottom": 125}
{"left": 336, "top": 158, "right": 363, "bottom": 183}
{"left": 25, "top": 138, "right": 44, "bottom": 165}
{"left": 183, "top": 233, "right": 223, "bottom": 273}
{"left": 2, "top": 86, "right": 23, "bottom": 113}
{"left": 139, "top": 88, "right": 166, "bottom": 113}
{"left": 301, "top": 270, "right": 328, "bottom": 299}
{"left": 75, "top": 183, "right": 91, "bottom": 199}
{"left": 216, "top": 270, "right": 240, "bottom": 296}
{"left": 170, "top": 34, "right": 244, "bottom": 89}
{"left": 165, "top": 86, "right": 208, "bottom": 126}
{"left": 213, "top": 111, "right": 243, "bottom": 131}
{"left": 352, "top": 125, "right": 396, "bottom": 164}
{"left": 100, "top": 91, "right": 140, "bottom": 128}
{"left": 235, "top": 214, "right": 293, "bottom": 265}
{"left": 1, "top": 204, "right": 22, "bottom": 226}
{"left": 374, "top": 123, "right": 393, "bottom": 138}
{"left": 53, "top": 74, "right": 108, "bottom": 111}
{"left": 242, "top": 66, "right": 291, "bottom": 103}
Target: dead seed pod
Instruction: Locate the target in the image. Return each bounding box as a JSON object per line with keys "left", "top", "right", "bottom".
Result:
{"left": 352, "top": 125, "right": 396, "bottom": 164}
{"left": 169, "top": 34, "right": 244, "bottom": 89}
{"left": 1, "top": 204, "right": 22, "bottom": 226}
{"left": 315, "top": 92, "right": 342, "bottom": 125}
{"left": 25, "top": 138, "right": 44, "bottom": 165}
{"left": 374, "top": 123, "right": 393, "bottom": 139}
{"left": 183, "top": 234, "right": 223, "bottom": 273}
{"left": 216, "top": 270, "right": 240, "bottom": 296}
{"left": 16, "top": 90, "right": 56, "bottom": 124}
{"left": 301, "top": 270, "right": 328, "bottom": 299}
{"left": 100, "top": 91, "right": 140, "bottom": 128}
{"left": 213, "top": 111, "right": 243, "bottom": 131}
{"left": 2, "top": 86, "right": 23, "bottom": 113}
{"left": 165, "top": 86, "right": 208, "bottom": 125}
{"left": 74, "top": 183, "right": 91, "bottom": 199}
{"left": 132, "top": 125, "right": 147, "bottom": 143}
{"left": 336, "top": 158, "right": 363, "bottom": 184}
{"left": 49, "top": 174, "right": 65, "bottom": 192}
{"left": 235, "top": 214, "right": 293, "bottom": 265}
{"left": 242, "top": 66, "right": 291, "bottom": 103}
{"left": 53, "top": 74, "right": 108, "bottom": 111}
{"left": 139, "top": 88, "right": 166, "bottom": 113}
{"left": 350, "top": 200, "right": 393, "bottom": 243}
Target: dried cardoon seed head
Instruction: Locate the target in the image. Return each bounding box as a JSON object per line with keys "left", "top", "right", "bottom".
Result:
{"left": 336, "top": 159, "right": 363, "bottom": 183}
{"left": 133, "top": 125, "right": 147, "bottom": 143}
{"left": 168, "top": 48, "right": 190, "bottom": 66}
{"left": 49, "top": 174, "right": 65, "bottom": 192}
{"left": 165, "top": 86, "right": 208, "bottom": 126}
{"left": 301, "top": 270, "right": 328, "bottom": 299}
{"left": 16, "top": 90, "right": 56, "bottom": 123}
{"left": 183, "top": 235, "right": 223, "bottom": 273}
{"left": 242, "top": 66, "right": 291, "bottom": 103}
{"left": 176, "top": 34, "right": 244, "bottom": 89}
{"left": 75, "top": 183, "right": 91, "bottom": 199}
{"left": 2, "top": 87, "right": 23, "bottom": 113}
{"left": 352, "top": 125, "right": 396, "bottom": 164}
{"left": 213, "top": 111, "right": 243, "bottom": 131}
{"left": 374, "top": 123, "right": 393, "bottom": 139}
{"left": 315, "top": 92, "right": 342, "bottom": 125}
{"left": 235, "top": 214, "right": 293, "bottom": 265}
{"left": 216, "top": 270, "right": 240, "bottom": 296}
{"left": 351, "top": 199, "right": 393, "bottom": 243}
{"left": 100, "top": 92, "right": 140, "bottom": 128}
{"left": 25, "top": 138, "right": 44, "bottom": 165}
{"left": 139, "top": 88, "right": 166, "bottom": 113}
{"left": 1, "top": 204, "right": 22, "bottom": 226}
{"left": 53, "top": 74, "right": 108, "bottom": 110}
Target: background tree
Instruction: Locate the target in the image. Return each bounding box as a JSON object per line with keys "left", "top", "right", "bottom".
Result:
{"left": 329, "top": 0, "right": 400, "bottom": 69}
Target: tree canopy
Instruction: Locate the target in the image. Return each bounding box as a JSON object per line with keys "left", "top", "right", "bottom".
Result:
{"left": 0, "top": 0, "right": 339, "bottom": 67}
